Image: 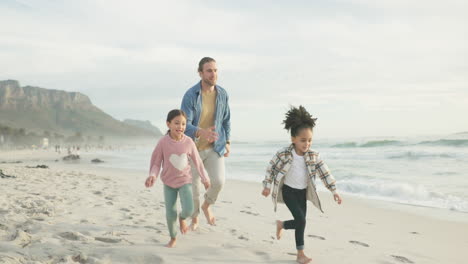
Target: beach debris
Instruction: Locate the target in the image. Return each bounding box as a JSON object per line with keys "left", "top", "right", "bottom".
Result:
{"left": 391, "top": 255, "right": 414, "bottom": 263}
{"left": 62, "top": 154, "right": 80, "bottom": 161}
{"left": 349, "top": 240, "right": 370, "bottom": 247}
{"left": 26, "top": 165, "right": 49, "bottom": 169}
{"left": 0, "top": 169, "right": 16, "bottom": 179}
{"left": 91, "top": 158, "right": 104, "bottom": 163}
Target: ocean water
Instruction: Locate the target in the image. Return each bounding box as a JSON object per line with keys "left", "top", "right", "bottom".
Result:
{"left": 93, "top": 134, "right": 468, "bottom": 214}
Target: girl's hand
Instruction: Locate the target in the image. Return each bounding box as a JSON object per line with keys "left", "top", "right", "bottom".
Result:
{"left": 145, "top": 176, "right": 156, "bottom": 188}
{"left": 333, "top": 193, "right": 342, "bottom": 205}
{"left": 261, "top": 188, "right": 270, "bottom": 197}
{"left": 203, "top": 181, "right": 210, "bottom": 190}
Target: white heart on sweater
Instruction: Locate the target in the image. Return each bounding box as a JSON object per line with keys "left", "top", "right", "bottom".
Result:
{"left": 169, "top": 153, "right": 188, "bottom": 171}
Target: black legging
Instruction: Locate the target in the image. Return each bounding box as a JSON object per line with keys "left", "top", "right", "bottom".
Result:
{"left": 282, "top": 184, "right": 307, "bottom": 250}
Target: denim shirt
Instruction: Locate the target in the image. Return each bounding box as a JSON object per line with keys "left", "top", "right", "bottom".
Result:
{"left": 181, "top": 81, "right": 231, "bottom": 156}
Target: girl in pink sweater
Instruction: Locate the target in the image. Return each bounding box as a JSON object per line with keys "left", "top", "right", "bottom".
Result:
{"left": 145, "top": 109, "right": 210, "bottom": 248}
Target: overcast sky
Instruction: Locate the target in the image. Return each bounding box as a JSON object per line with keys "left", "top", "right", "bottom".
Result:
{"left": 1, "top": 0, "right": 467, "bottom": 140}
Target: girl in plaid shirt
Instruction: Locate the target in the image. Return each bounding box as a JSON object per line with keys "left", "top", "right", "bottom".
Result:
{"left": 261, "top": 105, "right": 342, "bottom": 264}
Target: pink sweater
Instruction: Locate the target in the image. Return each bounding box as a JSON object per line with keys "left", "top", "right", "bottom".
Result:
{"left": 149, "top": 134, "right": 210, "bottom": 188}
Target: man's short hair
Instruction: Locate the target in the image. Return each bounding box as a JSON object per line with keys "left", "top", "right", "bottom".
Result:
{"left": 198, "top": 57, "right": 216, "bottom": 72}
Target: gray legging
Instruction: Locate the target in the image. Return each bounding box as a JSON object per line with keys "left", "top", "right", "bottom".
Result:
{"left": 282, "top": 184, "right": 307, "bottom": 250}
{"left": 164, "top": 184, "right": 194, "bottom": 238}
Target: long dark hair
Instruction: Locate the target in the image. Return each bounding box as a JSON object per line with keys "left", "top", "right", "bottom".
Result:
{"left": 282, "top": 105, "right": 317, "bottom": 137}
{"left": 166, "top": 109, "right": 187, "bottom": 134}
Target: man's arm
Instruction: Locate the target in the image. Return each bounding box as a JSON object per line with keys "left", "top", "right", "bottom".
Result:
{"left": 222, "top": 93, "right": 231, "bottom": 142}
{"left": 181, "top": 92, "right": 198, "bottom": 138}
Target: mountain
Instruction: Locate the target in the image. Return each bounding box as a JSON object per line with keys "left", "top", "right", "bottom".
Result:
{"left": 0, "top": 80, "right": 160, "bottom": 137}
{"left": 123, "top": 119, "right": 163, "bottom": 136}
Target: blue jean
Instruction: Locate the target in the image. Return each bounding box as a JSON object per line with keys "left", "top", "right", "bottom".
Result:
{"left": 164, "top": 184, "right": 194, "bottom": 238}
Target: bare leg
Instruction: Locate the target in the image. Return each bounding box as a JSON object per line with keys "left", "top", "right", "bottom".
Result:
{"left": 296, "top": 250, "right": 312, "bottom": 264}
{"left": 165, "top": 237, "right": 177, "bottom": 248}
{"left": 276, "top": 220, "right": 283, "bottom": 240}
{"left": 201, "top": 200, "right": 216, "bottom": 225}
{"left": 179, "top": 218, "right": 189, "bottom": 234}
{"left": 190, "top": 216, "right": 199, "bottom": 231}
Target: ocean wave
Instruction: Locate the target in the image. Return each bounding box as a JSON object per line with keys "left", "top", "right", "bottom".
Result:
{"left": 335, "top": 177, "right": 468, "bottom": 213}
{"left": 330, "top": 140, "right": 401, "bottom": 148}
{"left": 331, "top": 142, "right": 358, "bottom": 148}
{"left": 359, "top": 140, "right": 402, "bottom": 147}
{"left": 417, "top": 139, "right": 468, "bottom": 147}
{"left": 387, "top": 151, "right": 455, "bottom": 159}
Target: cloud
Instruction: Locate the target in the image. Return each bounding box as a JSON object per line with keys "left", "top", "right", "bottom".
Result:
{"left": 1, "top": 0, "right": 467, "bottom": 139}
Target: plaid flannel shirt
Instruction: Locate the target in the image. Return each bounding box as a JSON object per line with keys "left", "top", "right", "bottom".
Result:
{"left": 263, "top": 144, "right": 337, "bottom": 212}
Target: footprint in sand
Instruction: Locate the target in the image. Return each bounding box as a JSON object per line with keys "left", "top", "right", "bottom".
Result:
{"left": 11, "top": 230, "right": 32, "bottom": 248}
{"left": 59, "top": 231, "right": 90, "bottom": 242}
{"left": 410, "top": 231, "right": 419, "bottom": 235}
{"left": 349, "top": 240, "right": 370, "bottom": 247}
{"left": 239, "top": 210, "right": 260, "bottom": 216}
{"left": 95, "top": 237, "right": 122, "bottom": 243}
{"left": 238, "top": 235, "right": 249, "bottom": 241}
{"left": 308, "top": 235, "right": 326, "bottom": 240}
{"left": 391, "top": 255, "right": 414, "bottom": 263}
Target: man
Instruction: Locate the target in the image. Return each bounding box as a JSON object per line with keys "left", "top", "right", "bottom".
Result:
{"left": 181, "top": 57, "right": 231, "bottom": 229}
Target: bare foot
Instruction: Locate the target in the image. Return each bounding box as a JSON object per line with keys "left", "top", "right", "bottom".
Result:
{"left": 179, "top": 218, "right": 189, "bottom": 234}
{"left": 201, "top": 202, "right": 216, "bottom": 226}
{"left": 190, "top": 217, "right": 199, "bottom": 231}
{"left": 296, "top": 256, "right": 312, "bottom": 264}
{"left": 276, "top": 220, "right": 283, "bottom": 240}
{"left": 165, "top": 237, "right": 177, "bottom": 248}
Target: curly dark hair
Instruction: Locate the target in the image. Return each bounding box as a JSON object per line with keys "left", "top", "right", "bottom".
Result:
{"left": 282, "top": 105, "right": 317, "bottom": 137}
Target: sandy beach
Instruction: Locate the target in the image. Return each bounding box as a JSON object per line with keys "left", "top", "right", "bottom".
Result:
{"left": 1, "top": 150, "right": 467, "bottom": 264}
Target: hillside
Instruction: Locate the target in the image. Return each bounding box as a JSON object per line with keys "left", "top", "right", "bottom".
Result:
{"left": 0, "top": 80, "right": 161, "bottom": 137}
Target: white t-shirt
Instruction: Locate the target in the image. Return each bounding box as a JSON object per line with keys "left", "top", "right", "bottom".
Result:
{"left": 284, "top": 149, "right": 308, "bottom": 189}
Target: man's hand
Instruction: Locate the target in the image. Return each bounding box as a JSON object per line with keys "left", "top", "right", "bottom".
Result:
{"left": 224, "top": 143, "right": 230, "bottom": 157}
{"left": 197, "top": 126, "right": 218, "bottom": 143}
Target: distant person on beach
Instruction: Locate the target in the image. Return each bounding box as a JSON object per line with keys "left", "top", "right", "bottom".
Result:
{"left": 145, "top": 109, "right": 210, "bottom": 248}
{"left": 181, "top": 57, "right": 231, "bottom": 229}
{"left": 261, "top": 105, "right": 342, "bottom": 264}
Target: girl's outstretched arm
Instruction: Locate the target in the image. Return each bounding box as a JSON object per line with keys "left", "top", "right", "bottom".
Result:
{"left": 263, "top": 151, "right": 283, "bottom": 189}
{"left": 146, "top": 140, "right": 164, "bottom": 187}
